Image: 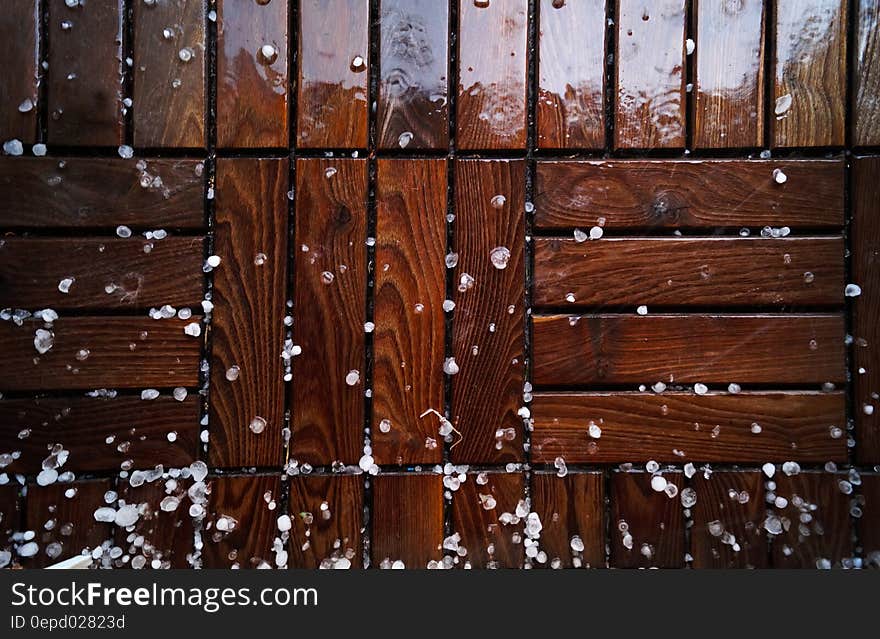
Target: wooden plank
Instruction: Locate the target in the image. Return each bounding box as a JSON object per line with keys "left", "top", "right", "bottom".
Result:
{"left": 772, "top": 0, "right": 847, "bottom": 148}
{"left": 210, "top": 159, "right": 287, "bottom": 468}
{"left": 537, "top": 0, "right": 605, "bottom": 149}
{"left": 200, "top": 475, "right": 280, "bottom": 568}
{"left": 771, "top": 473, "right": 852, "bottom": 568}
{"left": 0, "top": 396, "right": 199, "bottom": 474}
{"left": 115, "top": 480, "right": 194, "bottom": 569}
{"left": 691, "top": 471, "right": 767, "bottom": 568}
{"left": 216, "top": 0, "right": 288, "bottom": 148}
{"left": 532, "top": 314, "right": 846, "bottom": 386}
{"left": 534, "top": 159, "right": 845, "bottom": 230}
{"left": 853, "top": 157, "right": 880, "bottom": 464}
{"left": 452, "top": 471, "right": 523, "bottom": 569}
{"left": 854, "top": 1, "right": 880, "bottom": 146}
{"left": 372, "top": 474, "right": 443, "bottom": 568}
{"left": 373, "top": 159, "right": 446, "bottom": 465}
{"left": 530, "top": 472, "right": 605, "bottom": 568}
{"left": 292, "top": 159, "right": 366, "bottom": 466}
{"left": 615, "top": 0, "right": 685, "bottom": 149}
{"left": 0, "top": 0, "right": 39, "bottom": 143}
{"left": 610, "top": 472, "right": 684, "bottom": 568}
{"left": 861, "top": 475, "right": 880, "bottom": 562}
{"left": 297, "top": 0, "right": 369, "bottom": 148}
{"left": 287, "top": 475, "right": 363, "bottom": 568}
{"left": 378, "top": 0, "right": 448, "bottom": 150}
{"left": 47, "top": 0, "right": 123, "bottom": 146}
{"left": 0, "top": 485, "right": 22, "bottom": 562}
{"left": 0, "top": 317, "right": 201, "bottom": 392}
{"left": 693, "top": 0, "right": 765, "bottom": 148}
{"left": 456, "top": 0, "right": 528, "bottom": 150}
{"left": 0, "top": 237, "right": 205, "bottom": 310}
{"left": 451, "top": 159, "right": 525, "bottom": 463}
{"left": 133, "top": 0, "right": 206, "bottom": 148}
{"left": 23, "top": 479, "right": 112, "bottom": 568}
{"left": 533, "top": 237, "right": 844, "bottom": 308}
{"left": 0, "top": 157, "right": 205, "bottom": 229}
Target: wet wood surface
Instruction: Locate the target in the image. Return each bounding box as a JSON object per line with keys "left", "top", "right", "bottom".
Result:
{"left": 452, "top": 471, "right": 524, "bottom": 569}
{"left": 116, "top": 479, "right": 194, "bottom": 569}
{"left": 862, "top": 475, "right": 880, "bottom": 559}
{"left": 287, "top": 475, "right": 363, "bottom": 568}
{"left": 854, "top": 1, "right": 880, "bottom": 146}
{"left": 610, "top": 472, "right": 684, "bottom": 568}
{"left": 0, "top": 0, "right": 39, "bottom": 144}
{"left": 371, "top": 474, "right": 443, "bottom": 568}
{"left": 531, "top": 472, "right": 605, "bottom": 568}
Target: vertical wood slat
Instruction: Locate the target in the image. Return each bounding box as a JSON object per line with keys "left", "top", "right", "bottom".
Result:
{"left": 116, "top": 480, "right": 194, "bottom": 569}
{"left": 451, "top": 159, "right": 525, "bottom": 464}
{"left": 452, "top": 471, "right": 524, "bottom": 568}
{"left": 0, "top": 0, "right": 39, "bottom": 144}
{"left": 297, "top": 0, "right": 369, "bottom": 148}
{"left": 373, "top": 159, "right": 447, "bottom": 465}
{"left": 216, "top": 0, "right": 288, "bottom": 148}
{"left": 615, "top": 0, "right": 686, "bottom": 149}
{"left": 210, "top": 159, "right": 288, "bottom": 468}
{"left": 292, "top": 159, "right": 367, "bottom": 466}
{"left": 854, "top": 0, "right": 880, "bottom": 146}
{"left": 861, "top": 475, "right": 880, "bottom": 561}
{"left": 372, "top": 474, "right": 444, "bottom": 568}
{"left": 0, "top": 485, "right": 21, "bottom": 564}
{"left": 531, "top": 472, "right": 605, "bottom": 568}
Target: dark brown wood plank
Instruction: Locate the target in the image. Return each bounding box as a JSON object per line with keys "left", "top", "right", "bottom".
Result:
{"left": 772, "top": 0, "right": 847, "bottom": 148}
{"left": 0, "top": 157, "right": 205, "bottom": 229}
{"left": 292, "top": 159, "right": 366, "bottom": 465}
{"left": 693, "top": 0, "right": 765, "bottom": 148}
{"left": 371, "top": 474, "right": 443, "bottom": 568}
{"left": 533, "top": 314, "right": 846, "bottom": 386}
{"left": 200, "top": 475, "right": 280, "bottom": 568}
{"left": 452, "top": 471, "right": 523, "bottom": 568}
{"left": 537, "top": 0, "right": 605, "bottom": 149}
{"left": 133, "top": 0, "right": 206, "bottom": 148}
{"left": 378, "top": 0, "right": 448, "bottom": 150}
{"left": 0, "top": 0, "right": 39, "bottom": 144}
{"left": 0, "top": 317, "right": 201, "bottom": 391}
{"left": 297, "top": 0, "right": 369, "bottom": 148}
{"left": 456, "top": 0, "right": 528, "bottom": 150}
{"left": 47, "top": 0, "right": 123, "bottom": 146}
{"left": 691, "top": 471, "right": 767, "bottom": 568}
{"left": 854, "top": 1, "right": 880, "bottom": 146}
{"left": 287, "top": 475, "right": 363, "bottom": 568}
{"left": 861, "top": 475, "right": 880, "bottom": 562}
{"left": 115, "top": 479, "right": 194, "bottom": 569}
{"left": 373, "top": 159, "right": 446, "bottom": 465}
{"left": 615, "top": 0, "right": 685, "bottom": 149}
{"left": 534, "top": 159, "right": 845, "bottom": 230}
{"left": 610, "top": 472, "right": 684, "bottom": 568}
{"left": 0, "top": 485, "right": 22, "bottom": 565}
{"left": 216, "top": 0, "right": 288, "bottom": 148}
{"left": 853, "top": 157, "right": 880, "bottom": 464}
{"left": 451, "top": 159, "right": 525, "bottom": 464}
{"left": 533, "top": 237, "right": 844, "bottom": 308}
{"left": 210, "top": 159, "right": 287, "bottom": 468}
{"left": 0, "top": 237, "right": 205, "bottom": 310}
{"left": 531, "top": 472, "right": 605, "bottom": 569}
{"left": 532, "top": 392, "right": 847, "bottom": 464}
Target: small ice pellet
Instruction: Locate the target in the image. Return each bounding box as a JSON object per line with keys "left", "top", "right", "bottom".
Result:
{"left": 693, "top": 383, "right": 708, "bottom": 395}
{"left": 18, "top": 98, "right": 34, "bottom": 113}
{"left": 772, "top": 168, "right": 787, "bottom": 184}
{"left": 350, "top": 55, "right": 366, "bottom": 71}
{"left": 345, "top": 370, "right": 360, "bottom": 386}
{"left": 379, "top": 419, "right": 392, "bottom": 433}
{"left": 443, "top": 299, "right": 456, "bottom": 312}
{"left": 397, "top": 131, "right": 413, "bottom": 148}
{"left": 206, "top": 255, "right": 222, "bottom": 268}
{"left": 116, "top": 225, "right": 132, "bottom": 238}
{"left": 565, "top": 292, "right": 576, "bottom": 303}
{"left": 490, "top": 246, "right": 511, "bottom": 269}
{"left": 32, "top": 143, "right": 47, "bottom": 156}
{"left": 685, "top": 38, "right": 695, "bottom": 55}
{"left": 845, "top": 283, "right": 862, "bottom": 297}
{"left": 490, "top": 194, "right": 506, "bottom": 209}
{"left": 762, "top": 463, "right": 775, "bottom": 478}
{"left": 249, "top": 416, "right": 267, "bottom": 434}
{"left": 588, "top": 423, "right": 602, "bottom": 439}
{"left": 57, "top": 277, "right": 75, "bottom": 293}
{"left": 650, "top": 475, "right": 668, "bottom": 492}
{"left": 173, "top": 387, "right": 188, "bottom": 401}
{"left": 443, "top": 357, "right": 460, "bottom": 375}
{"left": 636, "top": 305, "right": 648, "bottom": 315}
{"left": 118, "top": 145, "right": 134, "bottom": 159}
{"left": 141, "top": 388, "right": 160, "bottom": 400}
{"left": 3, "top": 139, "right": 23, "bottom": 156}
{"left": 261, "top": 44, "right": 276, "bottom": 60}
{"left": 364, "top": 321, "right": 375, "bottom": 333}
{"left": 573, "top": 229, "right": 588, "bottom": 243}
{"left": 589, "top": 226, "right": 603, "bottom": 240}
{"left": 178, "top": 48, "right": 193, "bottom": 62}
{"left": 184, "top": 322, "right": 201, "bottom": 337}
{"left": 775, "top": 94, "right": 792, "bottom": 115}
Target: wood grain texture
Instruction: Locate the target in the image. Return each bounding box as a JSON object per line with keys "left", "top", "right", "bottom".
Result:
{"left": 133, "top": 0, "right": 206, "bottom": 148}
{"left": 771, "top": 473, "right": 852, "bottom": 568}
{"left": 210, "top": 159, "right": 287, "bottom": 468}
{"left": 854, "top": 1, "right": 880, "bottom": 146}
{"left": 861, "top": 475, "right": 880, "bottom": 562}
{"left": 533, "top": 237, "right": 844, "bottom": 308}
{"left": 115, "top": 480, "right": 194, "bottom": 569}
{"left": 693, "top": 0, "right": 765, "bottom": 148}
{"left": 297, "top": 0, "right": 369, "bottom": 148}
{"left": 373, "top": 160, "right": 446, "bottom": 465}
{"left": 0, "top": 157, "right": 205, "bottom": 229}
{"left": 0, "top": 485, "right": 21, "bottom": 562}
{"left": 537, "top": 0, "right": 605, "bottom": 149}
{"left": 0, "top": 237, "right": 205, "bottom": 310}
{"left": 534, "top": 159, "right": 845, "bottom": 230}
{"left": 292, "top": 159, "right": 366, "bottom": 466}
{"left": 287, "top": 475, "right": 363, "bottom": 568}
{"left": 772, "top": 0, "right": 847, "bottom": 147}
{"left": 0, "top": 396, "right": 199, "bottom": 474}
{"left": 531, "top": 472, "right": 605, "bottom": 568}
{"left": 853, "top": 157, "right": 880, "bottom": 464}
{"left": 452, "top": 471, "right": 524, "bottom": 568}
{"left": 451, "top": 160, "right": 525, "bottom": 464}
{"left": 531, "top": 392, "right": 847, "bottom": 464}
{"left": 200, "top": 475, "right": 281, "bottom": 568}
{"left": 457, "top": 0, "right": 528, "bottom": 150}
{"left": 378, "top": 0, "right": 448, "bottom": 150}
{"left": 615, "top": 0, "right": 686, "bottom": 149}
{"left": 691, "top": 472, "right": 767, "bottom": 568}
{"left": 0, "top": 0, "right": 39, "bottom": 143}
{"left": 532, "top": 314, "right": 846, "bottom": 386}
{"left": 0, "top": 317, "right": 201, "bottom": 392}
{"left": 216, "top": 0, "right": 288, "bottom": 148}
{"left": 47, "top": 0, "right": 123, "bottom": 146}
{"left": 371, "top": 474, "right": 443, "bottom": 568}
{"left": 610, "top": 472, "right": 684, "bottom": 568}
